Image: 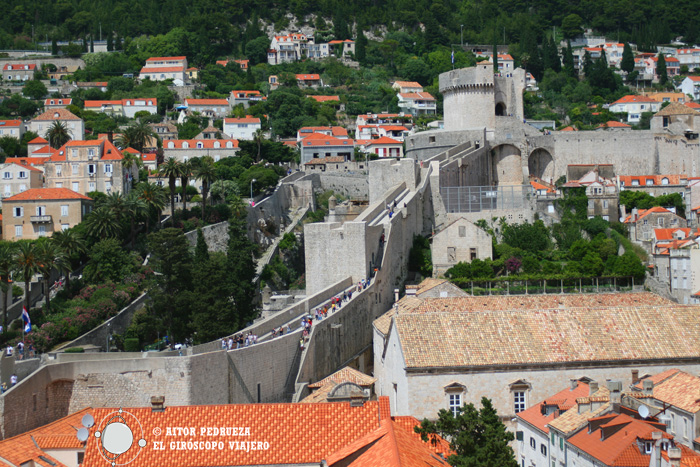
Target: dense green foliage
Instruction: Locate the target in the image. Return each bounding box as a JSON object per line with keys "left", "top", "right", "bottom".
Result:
{"left": 619, "top": 191, "right": 685, "bottom": 217}
{"left": 416, "top": 397, "right": 518, "bottom": 467}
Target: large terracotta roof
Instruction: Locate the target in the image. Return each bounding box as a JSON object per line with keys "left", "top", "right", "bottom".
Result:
{"left": 623, "top": 206, "right": 678, "bottom": 223}
{"left": 4, "top": 188, "right": 91, "bottom": 202}
{"left": 32, "top": 108, "right": 81, "bottom": 121}
{"left": 140, "top": 66, "right": 185, "bottom": 73}
{"left": 393, "top": 303, "right": 700, "bottom": 369}
{"left": 374, "top": 291, "right": 672, "bottom": 336}
{"left": 619, "top": 174, "right": 686, "bottom": 186}
{"left": 186, "top": 98, "right": 230, "bottom": 106}
{"left": 308, "top": 366, "right": 377, "bottom": 389}
{"left": 656, "top": 102, "right": 699, "bottom": 116}
{"left": 635, "top": 369, "right": 700, "bottom": 413}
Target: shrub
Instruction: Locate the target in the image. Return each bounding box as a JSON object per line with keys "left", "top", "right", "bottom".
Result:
{"left": 124, "top": 338, "right": 140, "bottom": 352}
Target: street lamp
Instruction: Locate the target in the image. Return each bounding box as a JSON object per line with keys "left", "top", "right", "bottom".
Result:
{"left": 461, "top": 25, "right": 464, "bottom": 47}
{"left": 250, "top": 179, "right": 256, "bottom": 206}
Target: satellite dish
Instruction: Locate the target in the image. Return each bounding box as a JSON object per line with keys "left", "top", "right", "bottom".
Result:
{"left": 639, "top": 405, "right": 650, "bottom": 419}
{"left": 76, "top": 428, "right": 89, "bottom": 442}
{"left": 82, "top": 414, "right": 95, "bottom": 428}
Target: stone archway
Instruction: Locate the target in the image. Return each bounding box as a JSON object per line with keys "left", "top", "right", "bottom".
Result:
{"left": 528, "top": 148, "right": 555, "bottom": 181}
{"left": 491, "top": 144, "right": 522, "bottom": 185}
{"left": 495, "top": 102, "right": 507, "bottom": 116}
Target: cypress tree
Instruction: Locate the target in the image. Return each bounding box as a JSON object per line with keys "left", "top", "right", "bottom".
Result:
{"left": 107, "top": 33, "right": 113, "bottom": 51}
{"left": 226, "top": 215, "right": 258, "bottom": 329}
{"left": 195, "top": 227, "right": 209, "bottom": 263}
{"left": 563, "top": 40, "right": 575, "bottom": 77}
{"left": 582, "top": 50, "right": 593, "bottom": 76}
{"left": 657, "top": 53, "right": 668, "bottom": 85}
{"left": 621, "top": 43, "right": 635, "bottom": 73}
{"left": 356, "top": 25, "right": 367, "bottom": 64}
{"left": 51, "top": 38, "right": 58, "bottom": 55}
{"left": 90, "top": 36, "right": 94, "bottom": 53}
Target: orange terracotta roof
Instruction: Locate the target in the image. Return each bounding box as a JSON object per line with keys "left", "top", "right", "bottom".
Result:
{"left": 517, "top": 381, "right": 590, "bottom": 433}
{"left": 393, "top": 81, "right": 423, "bottom": 88}
{"left": 308, "top": 366, "right": 377, "bottom": 389}
{"left": 654, "top": 228, "right": 692, "bottom": 241}
{"left": 380, "top": 125, "right": 409, "bottom": 131}
{"left": 0, "top": 119, "right": 22, "bottom": 127}
{"left": 27, "top": 136, "right": 48, "bottom": 144}
{"left": 186, "top": 98, "right": 230, "bottom": 106}
{"left": 619, "top": 175, "right": 686, "bottom": 186}
{"left": 498, "top": 54, "right": 514, "bottom": 60}
{"left": 531, "top": 180, "right": 555, "bottom": 193}
{"left": 399, "top": 92, "right": 435, "bottom": 100}
{"left": 597, "top": 120, "right": 631, "bottom": 129}
{"left": 48, "top": 139, "right": 123, "bottom": 161}
{"left": 80, "top": 398, "right": 425, "bottom": 466}
{"left": 230, "top": 90, "right": 262, "bottom": 97}
{"left": 296, "top": 74, "right": 321, "bottom": 80}
{"left": 560, "top": 126, "right": 578, "bottom": 131}
{"left": 302, "top": 136, "right": 354, "bottom": 147}
{"left": 2, "top": 63, "right": 36, "bottom": 71}
{"left": 32, "top": 108, "right": 81, "bottom": 121}
{"left": 146, "top": 56, "right": 187, "bottom": 61}
{"left": 612, "top": 95, "right": 658, "bottom": 105}
{"left": 76, "top": 81, "right": 107, "bottom": 87}
{"left": 122, "top": 147, "right": 142, "bottom": 155}
{"left": 567, "top": 413, "right": 670, "bottom": 466}
{"left": 635, "top": 369, "right": 700, "bottom": 413}
{"left": 4, "top": 188, "right": 91, "bottom": 202}
{"left": 140, "top": 66, "right": 185, "bottom": 73}
{"left": 366, "top": 136, "right": 402, "bottom": 146}
{"left": 84, "top": 100, "right": 121, "bottom": 107}
{"left": 0, "top": 161, "right": 42, "bottom": 172}
{"left": 224, "top": 117, "right": 261, "bottom": 124}
{"left": 6, "top": 156, "right": 47, "bottom": 166}
{"left": 44, "top": 98, "right": 72, "bottom": 106}
{"left": 0, "top": 408, "right": 90, "bottom": 465}
{"left": 309, "top": 95, "right": 340, "bottom": 102}
{"left": 686, "top": 102, "right": 700, "bottom": 109}
{"left": 623, "top": 206, "right": 677, "bottom": 223}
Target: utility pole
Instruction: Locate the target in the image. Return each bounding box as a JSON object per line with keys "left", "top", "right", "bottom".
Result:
{"left": 461, "top": 25, "right": 464, "bottom": 47}
{"left": 100, "top": 22, "right": 102, "bottom": 41}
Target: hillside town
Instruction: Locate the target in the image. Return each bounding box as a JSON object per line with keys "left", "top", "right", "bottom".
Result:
{"left": 3, "top": 3, "right": 700, "bottom": 466}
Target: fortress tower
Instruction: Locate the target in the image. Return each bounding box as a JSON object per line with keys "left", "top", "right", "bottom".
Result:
{"left": 439, "top": 62, "right": 526, "bottom": 132}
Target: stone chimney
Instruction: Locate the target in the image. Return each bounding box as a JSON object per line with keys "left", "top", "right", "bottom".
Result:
{"left": 394, "top": 288, "right": 400, "bottom": 302}
{"left": 570, "top": 378, "right": 578, "bottom": 391}
{"left": 406, "top": 286, "right": 417, "bottom": 296}
{"left": 328, "top": 195, "right": 337, "bottom": 211}
{"left": 589, "top": 381, "right": 599, "bottom": 396}
{"left": 607, "top": 380, "right": 622, "bottom": 412}
{"left": 669, "top": 447, "right": 682, "bottom": 467}
{"left": 631, "top": 369, "right": 639, "bottom": 385}
{"left": 151, "top": 395, "right": 165, "bottom": 412}
{"left": 643, "top": 379, "right": 654, "bottom": 396}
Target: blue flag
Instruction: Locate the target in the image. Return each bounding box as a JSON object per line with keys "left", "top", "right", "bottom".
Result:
{"left": 451, "top": 50, "right": 455, "bottom": 64}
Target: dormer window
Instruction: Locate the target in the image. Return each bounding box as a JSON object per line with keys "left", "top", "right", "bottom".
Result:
{"left": 214, "top": 141, "right": 221, "bottom": 148}
{"left": 226, "top": 141, "right": 233, "bottom": 148}
{"left": 54, "top": 112, "right": 60, "bottom": 118}
{"left": 645, "top": 441, "right": 652, "bottom": 454}
{"left": 197, "top": 142, "right": 203, "bottom": 149}
{"left": 646, "top": 179, "right": 653, "bottom": 186}
{"left": 662, "top": 177, "right": 669, "bottom": 185}
{"left": 168, "top": 142, "right": 175, "bottom": 148}
{"left": 182, "top": 142, "right": 189, "bottom": 149}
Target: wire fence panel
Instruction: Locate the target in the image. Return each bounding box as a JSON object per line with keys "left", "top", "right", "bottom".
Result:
{"left": 439, "top": 185, "right": 533, "bottom": 213}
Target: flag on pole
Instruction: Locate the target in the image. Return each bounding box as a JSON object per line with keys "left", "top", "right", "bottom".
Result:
{"left": 451, "top": 49, "right": 455, "bottom": 64}
{"left": 22, "top": 306, "right": 31, "bottom": 333}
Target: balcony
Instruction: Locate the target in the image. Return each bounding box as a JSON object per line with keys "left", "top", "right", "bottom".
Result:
{"left": 30, "top": 215, "right": 52, "bottom": 223}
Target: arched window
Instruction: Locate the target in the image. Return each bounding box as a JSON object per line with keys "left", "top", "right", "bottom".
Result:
{"left": 662, "top": 177, "right": 669, "bottom": 185}
{"left": 167, "top": 142, "right": 175, "bottom": 149}
{"left": 197, "top": 142, "right": 203, "bottom": 149}
{"left": 226, "top": 141, "right": 233, "bottom": 148}
{"left": 182, "top": 142, "right": 189, "bottom": 149}
{"left": 214, "top": 141, "right": 221, "bottom": 148}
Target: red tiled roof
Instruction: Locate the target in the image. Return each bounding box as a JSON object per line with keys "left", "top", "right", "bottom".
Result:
{"left": 140, "top": 66, "right": 185, "bottom": 73}
{"left": 619, "top": 175, "right": 685, "bottom": 186}
{"left": 498, "top": 54, "right": 514, "bottom": 60}
{"left": 654, "top": 228, "right": 692, "bottom": 241}
{"left": 0, "top": 161, "right": 42, "bottom": 172}
{"left": 686, "top": 102, "right": 700, "bottom": 109}
{"left": 366, "top": 136, "right": 402, "bottom": 146}
{"left": 560, "top": 126, "right": 578, "bottom": 131}
{"left": 76, "top": 81, "right": 107, "bottom": 87}
{"left": 296, "top": 74, "right": 321, "bottom": 80}
{"left": 531, "top": 180, "right": 555, "bottom": 193}
{"left": 393, "top": 81, "right": 423, "bottom": 88}
{"left": 48, "top": 139, "right": 123, "bottom": 161}
{"left": 567, "top": 413, "right": 670, "bottom": 466}
{"left": 146, "top": 56, "right": 187, "bottom": 61}
{"left": 2, "top": 63, "right": 36, "bottom": 71}
{"left": 635, "top": 369, "right": 700, "bottom": 413}
{"left": 122, "top": 147, "right": 142, "bottom": 155}
{"left": 399, "top": 92, "right": 436, "bottom": 101}
{"left": 380, "top": 125, "right": 409, "bottom": 131}
{"left": 623, "top": 206, "right": 677, "bottom": 223}
{"left": 186, "top": 98, "right": 229, "bottom": 106}
{"left": 0, "top": 119, "right": 22, "bottom": 127}
{"left": 29, "top": 145, "right": 52, "bottom": 155}
{"left": 27, "top": 136, "right": 48, "bottom": 144}
{"left": 32, "top": 108, "right": 81, "bottom": 121}
{"left": 6, "top": 156, "right": 47, "bottom": 166}
{"left": 81, "top": 398, "right": 429, "bottom": 466}
{"left": 224, "top": 117, "right": 261, "bottom": 124}
{"left": 517, "top": 381, "right": 590, "bottom": 433}
{"left": 44, "top": 98, "right": 72, "bottom": 106}
{"left": 230, "top": 90, "right": 262, "bottom": 97}
{"left": 4, "top": 188, "right": 91, "bottom": 202}
{"left": 611, "top": 95, "right": 658, "bottom": 105}
{"left": 686, "top": 76, "right": 700, "bottom": 82}
{"left": 302, "top": 135, "right": 354, "bottom": 147}
{"left": 309, "top": 95, "right": 340, "bottom": 102}
{"left": 597, "top": 120, "right": 631, "bottom": 129}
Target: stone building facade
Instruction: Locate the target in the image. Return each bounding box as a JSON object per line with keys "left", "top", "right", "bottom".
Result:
{"left": 431, "top": 217, "right": 492, "bottom": 276}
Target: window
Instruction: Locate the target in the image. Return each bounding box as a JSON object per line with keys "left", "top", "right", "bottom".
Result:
{"left": 104, "top": 164, "right": 113, "bottom": 174}
{"left": 61, "top": 223, "right": 69, "bottom": 231}
{"left": 2, "top": 172, "right": 10, "bottom": 179}
{"left": 459, "top": 226, "right": 466, "bottom": 237}
{"left": 13, "top": 207, "right": 23, "bottom": 217}
{"left": 61, "top": 205, "right": 68, "bottom": 216}
{"left": 588, "top": 200, "right": 594, "bottom": 209}
{"left": 541, "top": 444, "right": 547, "bottom": 456}
{"left": 15, "top": 225, "right": 22, "bottom": 238}
{"left": 551, "top": 432, "right": 555, "bottom": 444}
{"left": 662, "top": 177, "right": 669, "bottom": 185}
{"left": 671, "top": 414, "right": 676, "bottom": 433}
{"left": 37, "top": 225, "right": 46, "bottom": 237}
{"left": 89, "top": 182, "right": 96, "bottom": 191}
{"left": 530, "top": 437, "right": 536, "bottom": 449}
{"left": 56, "top": 165, "right": 62, "bottom": 175}
{"left": 603, "top": 200, "right": 609, "bottom": 209}
{"left": 72, "top": 164, "right": 79, "bottom": 175}
{"left": 105, "top": 181, "right": 112, "bottom": 191}
{"left": 602, "top": 215, "right": 609, "bottom": 221}
{"left": 72, "top": 181, "right": 79, "bottom": 191}
{"left": 36, "top": 206, "right": 45, "bottom": 216}
{"left": 448, "top": 393, "right": 461, "bottom": 417}
{"left": 18, "top": 171, "right": 26, "bottom": 179}
{"left": 685, "top": 418, "right": 690, "bottom": 439}
{"left": 88, "top": 164, "right": 96, "bottom": 175}
{"left": 560, "top": 436, "right": 563, "bottom": 450}
{"left": 88, "top": 148, "right": 95, "bottom": 157}
{"left": 514, "top": 391, "right": 526, "bottom": 413}
{"left": 646, "top": 179, "right": 654, "bottom": 186}
{"left": 645, "top": 441, "right": 652, "bottom": 454}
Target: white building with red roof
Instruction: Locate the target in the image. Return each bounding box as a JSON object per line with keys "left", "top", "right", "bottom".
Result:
{"left": 267, "top": 32, "right": 309, "bottom": 65}
{"left": 43, "top": 98, "right": 72, "bottom": 110}
{"left": 675, "top": 48, "right": 700, "bottom": 71}
{"left": 29, "top": 109, "right": 85, "bottom": 141}
{"left": 0, "top": 161, "right": 43, "bottom": 203}
{"left": 228, "top": 90, "right": 265, "bottom": 108}
{"left": 392, "top": 81, "right": 424, "bottom": 93}
{"left": 84, "top": 98, "right": 158, "bottom": 118}
{"left": 139, "top": 56, "right": 188, "bottom": 85}
{"left": 2, "top": 63, "right": 36, "bottom": 81}
{"left": 295, "top": 73, "right": 323, "bottom": 88}
{"left": 299, "top": 133, "right": 355, "bottom": 165}
{"left": 223, "top": 116, "right": 261, "bottom": 140}
{"left": 397, "top": 92, "right": 436, "bottom": 116}
{"left": 609, "top": 95, "right": 661, "bottom": 123}
{"left": 0, "top": 119, "right": 24, "bottom": 140}
{"left": 297, "top": 126, "right": 348, "bottom": 141}
{"left": 357, "top": 136, "right": 403, "bottom": 158}
{"left": 43, "top": 139, "right": 129, "bottom": 196}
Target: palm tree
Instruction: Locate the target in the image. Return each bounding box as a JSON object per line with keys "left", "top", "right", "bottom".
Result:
{"left": 84, "top": 206, "right": 122, "bottom": 239}
{"left": 45, "top": 120, "right": 72, "bottom": 148}
{"left": 104, "top": 192, "right": 126, "bottom": 221}
{"left": 35, "top": 242, "right": 70, "bottom": 312}
{"left": 0, "top": 243, "right": 17, "bottom": 333}
{"left": 252, "top": 128, "right": 265, "bottom": 163}
{"left": 51, "top": 229, "right": 86, "bottom": 291}
{"left": 137, "top": 182, "right": 166, "bottom": 233}
{"left": 121, "top": 150, "right": 142, "bottom": 188}
{"left": 15, "top": 242, "right": 40, "bottom": 317}
{"left": 179, "top": 159, "right": 192, "bottom": 215}
{"left": 117, "top": 120, "right": 155, "bottom": 152}
{"left": 159, "top": 158, "right": 184, "bottom": 227}
{"left": 194, "top": 156, "right": 217, "bottom": 220}
{"left": 124, "top": 192, "right": 148, "bottom": 248}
